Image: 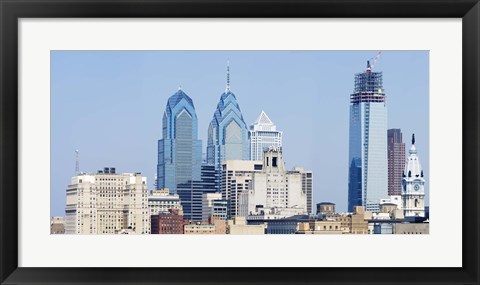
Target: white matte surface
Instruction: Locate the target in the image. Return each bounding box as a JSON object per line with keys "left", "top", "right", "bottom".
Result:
{"left": 19, "top": 18, "right": 462, "bottom": 267}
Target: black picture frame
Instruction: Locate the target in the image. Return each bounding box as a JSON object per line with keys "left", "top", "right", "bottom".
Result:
{"left": 1, "top": 0, "right": 479, "bottom": 284}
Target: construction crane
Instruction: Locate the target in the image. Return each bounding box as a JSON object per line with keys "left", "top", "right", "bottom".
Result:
{"left": 366, "top": 51, "right": 382, "bottom": 72}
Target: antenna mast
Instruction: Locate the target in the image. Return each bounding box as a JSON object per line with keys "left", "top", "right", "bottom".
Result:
{"left": 75, "top": 149, "right": 79, "bottom": 174}
{"left": 226, "top": 60, "right": 230, "bottom": 92}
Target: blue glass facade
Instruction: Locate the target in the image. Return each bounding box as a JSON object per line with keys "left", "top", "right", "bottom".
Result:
{"left": 185, "top": 164, "right": 217, "bottom": 222}
{"left": 348, "top": 67, "right": 388, "bottom": 213}
{"left": 207, "top": 90, "right": 250, "bottom": 171}
{"left": 157, "top": 89, "right": 202, "bottom": 194}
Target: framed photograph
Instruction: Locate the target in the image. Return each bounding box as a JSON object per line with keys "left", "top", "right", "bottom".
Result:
{"left": 1, "top": 0, "right": 479, "bottom": 284}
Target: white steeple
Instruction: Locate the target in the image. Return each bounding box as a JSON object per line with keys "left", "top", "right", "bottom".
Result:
{"left": 402, "top": 133, "right": 425, "bottom": 217}
{"left": 404, "top": 134, "right": 423, "bottom": 179}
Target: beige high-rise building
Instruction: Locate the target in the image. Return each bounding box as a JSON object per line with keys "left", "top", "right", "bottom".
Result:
{"left": 221, "top": 160, "right": 262, "bottom": 217}
{"left": 202, "top": 192, "right": 227, "bottom": 222}
{"left": 221, "top": 148, "right": 310, "bottom": 218}
{"left": 291, "top": 167, "right": 313, "bottom": 214}
{"left": 245, "top": 148, "right": 309, "bottom": 216}
{"left": 65, "top": 168, "right": 149, "bottom": 234}
{"left": 148, "top": 188, "right": 182, "bottom": 217}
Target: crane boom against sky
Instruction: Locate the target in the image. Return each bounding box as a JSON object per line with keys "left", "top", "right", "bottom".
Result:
{"left": 366, "top": 51, "right": 382, "bottom": 72}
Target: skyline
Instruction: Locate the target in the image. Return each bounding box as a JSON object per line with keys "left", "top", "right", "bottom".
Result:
{"left": 51, "top": 50, "right": 429, "bottom": 217}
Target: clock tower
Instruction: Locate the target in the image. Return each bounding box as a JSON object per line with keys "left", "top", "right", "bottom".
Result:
{"left": 402, "top": 134, "right": 425, "bottom": 217}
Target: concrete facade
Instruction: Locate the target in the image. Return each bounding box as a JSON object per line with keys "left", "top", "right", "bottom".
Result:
{"left": 394, "top": 223, "right": 429, "bottom": 234}
{"left": 226, "top": 217, "right": 265, "bottom": 235}
{"left": 65, "top": 169, "right": 149, "bottom": 234}
{"left": 148, "top": 188, "right": 182, "bottom": 217}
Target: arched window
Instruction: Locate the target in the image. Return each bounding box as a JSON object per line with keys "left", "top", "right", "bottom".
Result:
{"left": 414, "top": 199, "right": 419, "bottom": 208}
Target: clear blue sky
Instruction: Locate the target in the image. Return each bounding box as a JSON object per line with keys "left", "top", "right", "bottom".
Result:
{"left": 51, "top": 50, "right": 429, "bottom": 216}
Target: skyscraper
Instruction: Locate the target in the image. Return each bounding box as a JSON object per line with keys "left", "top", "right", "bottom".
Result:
{"left": 207, "top": 62, "right": 250, "bottom": 172}
{"left": 387, "top": 129, "right": 406, "bottom": 196}
{"left": 291, "top": 167, "right": 313, "bottom": 215}
{"left": 249, "top": 111, "right": 283, "bottom": 161}
{"left": 348, "top": 60, "right": 388, "bottom": 213}
{"left": 156, "top": 88, "right": 203, "bottom": 220}
{"left": 65, "top": 168, "right": 149, "bottom": 234}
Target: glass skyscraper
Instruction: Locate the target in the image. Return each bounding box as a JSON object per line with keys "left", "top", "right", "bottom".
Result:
{"left": 249, "top": 111, "right": 283, "bottom": 161}
{"left": 348, "top": 61, "right": 388, "bottom": 213}
{"left": 157, "top": 88, "right": 218, "bottom": 222}
{"left": 157, "top": 88, "right": 202, "bottom": 194}
{"left": 207, "top": 63, "right": 250, "bottom": 172}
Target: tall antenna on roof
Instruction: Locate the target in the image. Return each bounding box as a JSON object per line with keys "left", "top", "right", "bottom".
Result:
{"left": 75, "top": 149, "right": 79, "bottom": 175}
{"left": 226, "top": 60, "right": 231, "bottom": 92}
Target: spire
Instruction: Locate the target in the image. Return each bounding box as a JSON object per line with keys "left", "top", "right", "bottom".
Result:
{"left": 409, "top": 133, "right": 417, "bottom": 154}
{"left": 226, "top": 60, "right": 230, "bottom": 92}
{"left": 404, "top": 133, "right": 422, "bottom": 179}
{"left": 178, "top": 85, "right": 182, "bottom": 91}
{"left": 75, "top": 149, "right": 79, "bottom": 175}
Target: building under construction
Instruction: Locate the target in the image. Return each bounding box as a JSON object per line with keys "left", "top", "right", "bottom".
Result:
{"left": 348, "top": 54, "right": 388, "bottom": 213}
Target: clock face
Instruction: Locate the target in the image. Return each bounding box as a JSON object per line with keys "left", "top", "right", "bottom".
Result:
{"left": 414, "top": 184, "right": 420, "bottom": 191}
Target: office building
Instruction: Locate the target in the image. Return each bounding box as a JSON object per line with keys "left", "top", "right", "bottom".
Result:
{"left": 249, "top": 110, "right": 283, "bottom": 161}
{"left": 241, "top": 148, "right": 309, "bottom": 216}
{"left": 393, "top": 222, "right": 429, "bottom": 234}
{"left": 202, "top": 192, "right": 228, "bottom": 222}
{"left": 185, "top": 164, "right": 218, "bottom": 222}
{"left": 151, "top": 208, "right": 185, "bottom": 234}
{"left": 247, "top": 214, "right": 310, "bottom": 234}
{"left": 388, "top": 129, "right": 406, "bottom": 196}
{"left": 65, "top": 168, "right": 149, "bottom": 234}
{"left": 291, "top": 167, "right": 313, "bottom": 214}
{"left": 184, "top": 223, "right": 216, "bottom": 234}
{"left": 156, "top": 88, "right": 218, "bottom": 221}
{"left": 221, "top": 160, "right": 262, "bottom": 218}
{"left": 226, "top": 217, "right": 265, "bottom": 235}
{"left": 348, "top": 60, "right": 388, "bottom": 212}
{"left": 297, "top": 220, "right": 345, "bottom": 234}
{"left": 207, "top": 62, "right": 249, "bottom": 173}
{"left": 50, "top": 217, "right": 65, "bottom": 234}
{"left": 350, "top": 206, "right": 372, "bottom": 234}
{"left": 148, "top": 188, "right": 182, "bottom": 217}
{"left": 156, "top": 87, "right": 202, "bottom": 195}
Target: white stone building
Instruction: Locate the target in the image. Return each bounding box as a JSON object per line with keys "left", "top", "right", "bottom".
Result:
{"left": 249, "top": 111, "right": 283, "bottom": 161}
{"left": 201, "top": 192, "right": 227, "bottom": 222}
{"left": 221, "top": 160, "right": 262, "bottom": 218}
{"left": 290, "top": 167, "right": 313, "bottom": 214}
{"left": 65, "top": 168, "right": 149, "bottom": 234}
{"left": 402, "top": 134, "right": 426, "bottom": 217}
{"left": 221, "top": 148, "right": 310, "bottom": 218}
{"left": 245, "top": 148, "right": 308, "bottom": 215}
{"left": 148, "top": 188, "right": 182, "bottom": 217}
